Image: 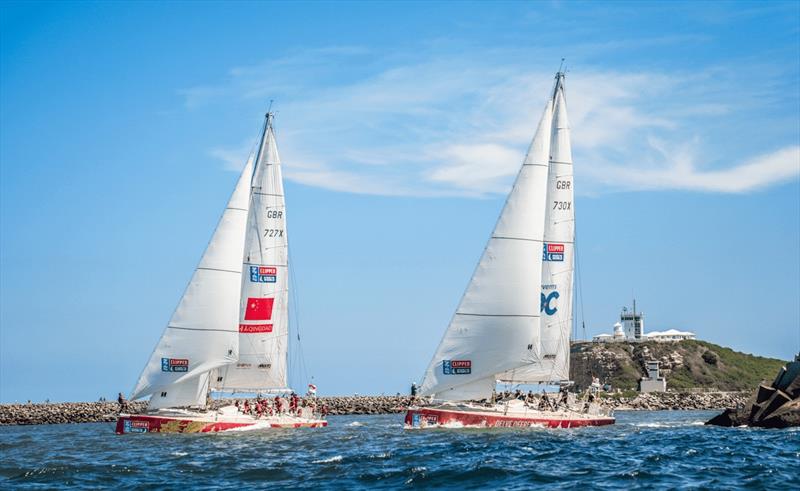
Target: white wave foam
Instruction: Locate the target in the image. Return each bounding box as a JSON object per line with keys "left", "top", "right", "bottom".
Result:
{"left": 440, "top": 421, "right": 465, "bottom": 428}
{"left": 633, "top": 420, "right": 706, "bottom": 429}
{"left": 313, "top": 455, "right": 343, "bottom": 464}
{"left": 222, "top": 421, "right": 273, "bottom": 432}
{"left": 346, "top": 421, "right": 364, "bottom": 427}
{"left": 170, "top": 451, "right": 188, "bottom": 457}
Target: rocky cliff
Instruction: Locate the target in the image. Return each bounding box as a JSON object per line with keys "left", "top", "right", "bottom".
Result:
{"left": 570, "top": 340, "right": 787, "bottom": 392}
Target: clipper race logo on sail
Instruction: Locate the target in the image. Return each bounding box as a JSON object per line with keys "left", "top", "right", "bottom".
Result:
{"left": 442, "top": 360, "right": 472, "bottom": 375}
{"left": 249, "top": 266, "right": 277, "bottom": 283}
{"left": 542, "top": 243, "right": 565, "bottom": 261}
{"left": 160, "top": 358, "right": 188, "bottom": 372}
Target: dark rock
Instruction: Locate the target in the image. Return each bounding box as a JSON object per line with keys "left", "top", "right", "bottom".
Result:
{"left": 706, "top": 356, "right": 800, "bottom": 429}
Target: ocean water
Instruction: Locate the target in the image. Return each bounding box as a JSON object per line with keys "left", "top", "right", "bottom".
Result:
{"left": 1, "top": 411, "right": 798, "bottom": 489}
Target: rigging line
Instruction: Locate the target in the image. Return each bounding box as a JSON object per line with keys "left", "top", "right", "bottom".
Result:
{"left": 575, "top": 231, "right": 587, "bottom": 342}
{"left": 288, "top": 244, "right": 310, "bottom": 388}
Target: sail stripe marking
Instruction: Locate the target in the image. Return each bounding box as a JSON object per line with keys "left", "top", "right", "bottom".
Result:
{"left": 548, "top": 160, "right": 572, "bottom": 165}
{"left": 253, "top": 192, "right": 284, "bottom": 197}
{"left": 455, "top": 313, "right": 540, "bottom": 318}
{"left": 197, "top": 267, "right": 241, "bottom": 274}
{"left": 491, "top": 236, "right": 544, "bottom": 243}
{"left": 226, "top": 207, "right": 248, "bottom": 212}
{"left": 522, "top": 162, "right": 549, "bottom": 167}
{"left": 167, "top": 325, "right": 238, "bottom": 333}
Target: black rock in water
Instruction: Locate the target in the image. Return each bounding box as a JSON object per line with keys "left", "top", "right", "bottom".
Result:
{"left": 706, "top": 354, "right": 800, "bottom": 429}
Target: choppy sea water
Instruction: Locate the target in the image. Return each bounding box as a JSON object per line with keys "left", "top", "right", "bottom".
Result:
{"left": 1, "top": 411, "right": 798, "bottom": 489}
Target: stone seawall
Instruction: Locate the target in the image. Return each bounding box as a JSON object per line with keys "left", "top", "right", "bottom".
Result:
{"left": 0, "top": 396, "right": 415, "bottom": 426}
{"left": 0, "top": 392, "right": 749, "bottom": 426}
{"left": 602, "top": 391, "right": 749, "bottom": 411}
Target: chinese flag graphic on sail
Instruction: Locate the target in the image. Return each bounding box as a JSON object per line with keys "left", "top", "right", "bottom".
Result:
{"left": 244, "top": 297, "right": 274, "bottom": 320}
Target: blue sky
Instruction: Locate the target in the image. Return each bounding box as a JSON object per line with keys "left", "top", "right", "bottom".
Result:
{"left": 1, "top": 1, "right": 798, "bottom": 402}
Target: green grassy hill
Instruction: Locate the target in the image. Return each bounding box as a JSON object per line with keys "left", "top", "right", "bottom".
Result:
{"left": 570, "top": 340, "right": 787, "bottom": 392}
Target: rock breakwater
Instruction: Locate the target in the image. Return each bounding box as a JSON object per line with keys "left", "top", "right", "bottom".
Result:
{"left": 0, "top": 396, "right": 416, "bottom": 426}
{"left": 602, "top": 391, "right": 749, "bottom": 411}
{"left": 1, "top": 392, "right": 749, "bottom": 426}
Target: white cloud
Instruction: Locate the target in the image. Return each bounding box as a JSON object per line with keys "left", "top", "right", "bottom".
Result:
{"left": 426, "top": 143, "right": 525, "bottom": 194}
{"left": 587, "top": 143, "right": 800, "bottom": 193}
{"left": 209, "top": 140, "right": 255, "bottom": 171}
{"left": 190, "top": 47, "right": 799, "bottom": 197}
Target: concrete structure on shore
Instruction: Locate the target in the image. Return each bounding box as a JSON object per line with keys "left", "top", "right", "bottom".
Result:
{"left": 707, "top": 354, "right": 800, "bottom": 428}
{"left": 639, "top": 360, "right": 667, "bottom": 393}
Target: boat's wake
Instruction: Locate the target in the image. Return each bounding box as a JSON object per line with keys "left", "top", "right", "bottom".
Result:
{"left": 633, "top": 421, "right": 706, "bottom": 428}
{"left": 221, "top": 421, "right": 274, "bottom": 432}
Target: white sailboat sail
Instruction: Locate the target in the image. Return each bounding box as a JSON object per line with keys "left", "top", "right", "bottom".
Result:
{"left": 218, "top": 113, "right": 290, "bottom": 392}
{"left": 497, "top": 73, "right": 574, "bottom": 384}
{"left": 130, "top": 155, "right": 254, "bottom": 407}
{"left": 418, "top": 98, "right": 554, "bottom": 401}
{"left": 539, "top": 75, "right": 573, "bottom": 382}
{"left": 147, "top": 373, "right": 209, "bottom": 410}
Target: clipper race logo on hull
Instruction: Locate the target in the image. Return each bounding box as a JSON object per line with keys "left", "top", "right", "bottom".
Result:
{"left": 542, "top": 243, "right": 565, "bottom": 262}
{"left": 161, "top": 358, "right": 189, "bottom": 372}
{"left": 249, "top": 266, "right": 277, "bottom": 283}
{"left": 123, "top": 420, "right": 149, "bottom": 433}
{"left": 443, "top": 360, "right": 472, "bottom": 375}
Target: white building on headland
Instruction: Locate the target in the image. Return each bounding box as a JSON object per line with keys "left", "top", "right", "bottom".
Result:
{"left": 592, "top": 301, "right": 696, "bottom": 343}
{"left": 644, "top": 329, "right": 696, "bottom": 342}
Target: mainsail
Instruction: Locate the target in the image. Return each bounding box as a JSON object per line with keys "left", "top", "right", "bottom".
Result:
{"left": 130, "top": 155, "right": 253, "bottom": 407}
{"left": 217, "top": 113, "right": 290, "bottom": 392}
{"left": 418, "top": 97, "right": 554, "bottom": 401}
{"left": 419, "top": 72, "right": 575, "bottom": 400}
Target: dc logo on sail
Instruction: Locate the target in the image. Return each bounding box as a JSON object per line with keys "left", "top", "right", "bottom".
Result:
{"left": 442, "top": 360, "right": 472, "bottom": 375}
{"left": 541, "top": 291, "right": 560, "bottom": 316}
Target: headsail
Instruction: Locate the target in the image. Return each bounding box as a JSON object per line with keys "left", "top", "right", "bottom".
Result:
{"left": 418, "top": 98, "right": 554, "bottom": 401}
{"left": 130, "top": 155, "right": 253, "bottom": 406}
{"left": 538, "top": 75, "right": 574, "bottom": 382}
{"left": 217, "top": 113, "right": 290, "bottom": 392}
{"left": 497, "top": 72, "right": 574, "bottom": 384}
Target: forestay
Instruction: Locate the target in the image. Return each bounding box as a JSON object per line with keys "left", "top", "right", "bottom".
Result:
{"left": 217, "top": 114, "right": 290, "bottom": 392}
{"left": 419, "top": 98, "right": 554, "bottom": 401}
{"left": 131, "top": 155, "right": 253, "bottom": 407}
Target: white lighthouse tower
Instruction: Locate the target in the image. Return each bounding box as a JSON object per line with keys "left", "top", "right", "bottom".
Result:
{"left": 621, "top": 299, "right": 645, "bottom": 341}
